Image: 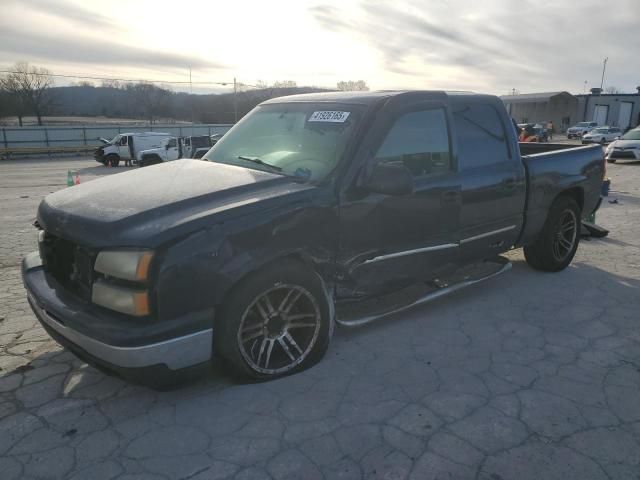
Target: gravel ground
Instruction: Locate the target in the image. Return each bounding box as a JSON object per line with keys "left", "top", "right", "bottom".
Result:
{"left": 0, "top": 156, "right": 639, "bottom": 480}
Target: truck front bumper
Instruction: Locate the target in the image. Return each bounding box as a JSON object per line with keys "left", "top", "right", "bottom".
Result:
{"left": 22, "top": 252, "right": 213, "bottom": 378}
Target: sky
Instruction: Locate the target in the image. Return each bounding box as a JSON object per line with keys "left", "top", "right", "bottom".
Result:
{"left": 1, "top": 0, "right": 639, "bottom": 96}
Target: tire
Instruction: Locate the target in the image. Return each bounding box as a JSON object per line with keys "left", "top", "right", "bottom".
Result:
{"left": 524, "top": 196, "right": 581, "bottom": 272}
{"left": 105, "top": 154, "right": 120, "bottom": 167}
{"left": 215, "top": 260, "right": 333, "bottom": 380}
{"left": 141, "top": 155, "right": 161, "bottom": 167}
{"left": 607, "top": 158, "right": 617, "bottom": 163}
{"left": 599, "top": 138, "right": 606, "bottom": 145}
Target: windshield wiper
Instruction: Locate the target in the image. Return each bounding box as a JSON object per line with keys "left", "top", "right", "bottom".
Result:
{"left": 237, "top": 156, "right": 282, "bottom": 172}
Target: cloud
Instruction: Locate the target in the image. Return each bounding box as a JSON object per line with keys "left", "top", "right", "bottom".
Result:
{"left": 8, "top": 0, "right": 116, "bottom": 30}
{"left": 0, "top": 23, "right": 224, "bottom": 71}
{"left": 310, "top": 0, "right": 640, "bottom": 93}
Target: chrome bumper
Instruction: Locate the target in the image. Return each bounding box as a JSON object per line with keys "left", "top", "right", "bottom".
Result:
{"left": 28, "top": 293, "right": 212, "bottom": 370}
{"left": 23, "top": 251, "right": 213, "bottom": 371}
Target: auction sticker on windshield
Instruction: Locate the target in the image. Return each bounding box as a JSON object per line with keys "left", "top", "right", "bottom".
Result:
{"left": 308, "top": 111, "right": 350, "bottom": 123}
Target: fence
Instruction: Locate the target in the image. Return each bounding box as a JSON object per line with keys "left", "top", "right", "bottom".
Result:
{"left": 0, "top": 124, "right": 234, "bottom": 156}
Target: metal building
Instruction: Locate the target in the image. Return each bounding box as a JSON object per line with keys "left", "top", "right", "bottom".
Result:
{"left": 502, "top": 88, "right": 640, "bottom": 133}
{"left": 501, "top": 91, "right": 578, "bottom": 132}
{"left": 576, "top": 88, "right": 640, "bottom": 131}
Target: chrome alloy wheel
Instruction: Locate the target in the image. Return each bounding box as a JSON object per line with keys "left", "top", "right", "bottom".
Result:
{"left": 237, "top": 284, "right": 321, "bottom": 375}
{"left": 552, "top": 209, "right": 578, "bottom": 262}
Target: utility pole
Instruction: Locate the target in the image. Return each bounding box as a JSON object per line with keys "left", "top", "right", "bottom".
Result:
{"left": 583, "top": 80, "right": 587, "bottom": 94}
{"left": 600, "top": 57, "right": 608, "bottom": 90}
{"left": 233, "top": 77, "right": 238, "bottom": 123}
{"left": 189, "top": 66, "right": 194, "bottom": 135}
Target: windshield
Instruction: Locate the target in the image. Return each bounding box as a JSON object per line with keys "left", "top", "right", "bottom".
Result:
{"left": 204, "top": 103, "right": 363, "bottom": 182}
{"left": 576, "top": 122, "right": 592, "bottom": 127}
{"left": 621, "top": 129, "right": 640, "bottom": 140}
{"left": 593, "top": 128, "right": 608, "bottom": 133}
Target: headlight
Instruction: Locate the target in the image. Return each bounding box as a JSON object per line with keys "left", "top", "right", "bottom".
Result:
{"left": 94, "top": 250, "right": 154, "bottom": 282}
{"left": 92, "top": 280, "right": 150, "bottom": 316}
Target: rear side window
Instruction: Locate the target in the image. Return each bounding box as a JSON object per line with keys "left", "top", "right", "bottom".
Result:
{"left": 453, "top": 103, "right": 510, "bottom": 170}
{"left": 374, "top": 108, "right": 452, "bottom": 177}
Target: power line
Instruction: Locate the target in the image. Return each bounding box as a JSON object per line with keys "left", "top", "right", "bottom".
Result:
{"left": 0, "top": 69, "right": 252, "bottom": 87}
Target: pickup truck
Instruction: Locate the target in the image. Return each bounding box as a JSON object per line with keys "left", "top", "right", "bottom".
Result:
{"left": 137, "top": 135, "right": 213, "bottom": 166}
{"left": 22, "top": 91, "right": 604, "bottom": 384}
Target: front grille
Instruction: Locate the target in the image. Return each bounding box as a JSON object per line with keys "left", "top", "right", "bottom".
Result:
{"left": 611, "top": 150, "right": 636, "bottom": 159}
{"left": 40, "top": 232, "right": 94, "bottom": 301}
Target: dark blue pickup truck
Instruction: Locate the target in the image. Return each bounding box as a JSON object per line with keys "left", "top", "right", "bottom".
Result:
{"left": 23, "top": 91, "right": 604, "bottom": 384}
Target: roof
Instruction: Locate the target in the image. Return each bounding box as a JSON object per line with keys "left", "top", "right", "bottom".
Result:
{"left": 261, "top": 90, "right": 482, "bottom": 106}
{"left": 501, "top": 91, "right": 575, "bottom": 103}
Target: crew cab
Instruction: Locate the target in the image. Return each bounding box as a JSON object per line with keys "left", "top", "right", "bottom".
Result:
{"left": 567, "top": 121, "right": 598, "bottom": 139}
{"left": 137, "top": 135, "right": 214, "bottom": 166}
{"left": 23, "top": 91, "right": 604, "bottom": 385}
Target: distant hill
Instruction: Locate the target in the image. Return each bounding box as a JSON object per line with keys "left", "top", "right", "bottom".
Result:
{"left": 40, "top": 85, "right": 333, "bottom": 125}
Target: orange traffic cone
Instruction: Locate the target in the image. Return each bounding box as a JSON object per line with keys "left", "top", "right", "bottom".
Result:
{"left": 74, "top": 173, "right": 80, "bottom": 185}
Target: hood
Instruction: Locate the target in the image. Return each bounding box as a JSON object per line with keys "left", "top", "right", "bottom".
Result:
{"left": 38, "top": 160, "right": 314, "bottom": 248}
{"left": 610, "top": 139, "right": 640, "bottom": 149}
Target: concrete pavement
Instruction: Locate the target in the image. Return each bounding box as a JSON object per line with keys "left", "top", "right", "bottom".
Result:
{"left": 1, "top": 157, "right": 639, "bottom": 479}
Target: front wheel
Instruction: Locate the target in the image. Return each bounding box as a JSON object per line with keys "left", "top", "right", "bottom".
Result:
{"left": 105, "top": 154, "right": 120, "bottom": 167}
{"left": 215, "top": 261, "right": 333, "bottom": 380}
{"left": 524, "top": 196, "right": 581, "bottom": 272}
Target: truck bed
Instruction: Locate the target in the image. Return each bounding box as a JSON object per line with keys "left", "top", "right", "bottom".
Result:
{"left": 518, "top": 143, "right": 604, "bottom": 246}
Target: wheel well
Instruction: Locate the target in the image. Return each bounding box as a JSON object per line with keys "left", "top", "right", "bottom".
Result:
{"left": 105, "top": 153, "right": 120, "bottom": 159}
{"left": 215, "top": 253, "right": 321, "bottom": 310}
{"left": 556, "top": 187, "right": 584, "bottom": 212}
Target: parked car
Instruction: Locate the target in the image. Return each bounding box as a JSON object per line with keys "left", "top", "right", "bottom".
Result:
{"left": 567, "top": 122, "right": 598, "bottom": 139}
{"left": 137, "top": 135, "right": 214, "bottom": 166}
{"left": 23, "top": 91, "right": 604, "bottom": 385}
{"left": 94, "top": 132, "right": 172, "bottom": 167}
{"left": 582, "top": 126, "right": 622, "bottom": 145}
{"left": 605, "top": 127, "right": 640, "bottom": 163}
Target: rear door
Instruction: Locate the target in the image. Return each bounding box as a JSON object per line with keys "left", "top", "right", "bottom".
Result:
{"left": 452, "top": 100, "right": 526, "bottom": 263}
{"left": 339, "top": 102, "right": 461, "bottom": 293}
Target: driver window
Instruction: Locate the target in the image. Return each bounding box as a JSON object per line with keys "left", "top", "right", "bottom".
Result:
{"left": 119, "top": 136, "right": 128, "bottom": 146}
{"left": 374, "top": 108, "right": 452, "bottom": 177}
{"left": 167, "top": 138, "right": 177, "bottom": 148}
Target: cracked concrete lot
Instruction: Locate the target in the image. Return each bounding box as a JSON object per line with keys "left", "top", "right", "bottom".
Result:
{"left": 1, "top": 157, "right": 639, "bottom": 480}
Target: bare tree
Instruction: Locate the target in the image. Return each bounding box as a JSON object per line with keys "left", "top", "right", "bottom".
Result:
{"left": 0, "top": 62, "right": 55, "bottom": 126}
{"left": 100, "top": 79, "right": 122, "bottom": 89}
{"left": 272, "top": 80, "right": 297, "bottom": 88}
{"left": 604, "top": 86, "right": 621, "bottom": 94}
{"left": 132, "top": 82, "right": 172, "bottom": 124}
{"left": 337, "top": 80, "right": 369, "bottom": 91}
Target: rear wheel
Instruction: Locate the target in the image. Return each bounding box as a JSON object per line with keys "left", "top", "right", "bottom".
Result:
{"left": 599, "top": 137, "right": 606, "bottom": 145}
{"left": 524, "top": 196, "right": 581, "bottom": 272}
{"left": 215, "top": 261, "right": 333, "bottom": 380}
{"left": 607, "top": 158, "right": 617, "bottom": 163}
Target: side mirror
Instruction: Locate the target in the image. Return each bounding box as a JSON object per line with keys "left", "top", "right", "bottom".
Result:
{"left": 363, "top": 163, "right": 414, "bottom": 196}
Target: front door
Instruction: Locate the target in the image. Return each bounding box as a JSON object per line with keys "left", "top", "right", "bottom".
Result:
{"left": 338, "top": 105, "right": 461, "bottom": 296}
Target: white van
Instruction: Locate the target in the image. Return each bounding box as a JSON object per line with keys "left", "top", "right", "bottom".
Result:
{"left": 94, "top": 132, "right": 172, "bottom": 167}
